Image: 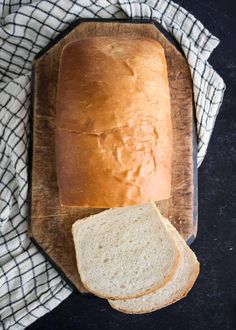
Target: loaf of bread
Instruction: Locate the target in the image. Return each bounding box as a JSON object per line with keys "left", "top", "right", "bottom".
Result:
{"left": 56, "top": 37, "right": 172, "bottom": 208}
{"left": 72, "top": 203, "right": 180, "bottom": 300}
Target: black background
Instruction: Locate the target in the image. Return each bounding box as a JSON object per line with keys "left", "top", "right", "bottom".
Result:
{"left": 27, "top": 0, "right": 236, "bottom": 329}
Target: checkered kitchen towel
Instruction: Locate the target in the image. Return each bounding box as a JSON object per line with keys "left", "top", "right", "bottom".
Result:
{"left": 0, "top": 0, "right": 225, "bottom": 329}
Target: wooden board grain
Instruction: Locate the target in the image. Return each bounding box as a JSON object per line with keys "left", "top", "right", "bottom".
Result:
{"left": 29, "top": 20, "right": 197, "bottom": 293}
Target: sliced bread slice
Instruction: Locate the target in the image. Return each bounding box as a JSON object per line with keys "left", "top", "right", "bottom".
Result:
{"left": 72, "top": 203, "right": 180, "bottom": 300}
{"left": 108, "top": 208, "right": 200, "bottom": 313}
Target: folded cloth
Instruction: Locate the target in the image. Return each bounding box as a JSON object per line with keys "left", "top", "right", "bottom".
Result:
{"left": 0, "top": 1, "right": 225, "bottom": 329}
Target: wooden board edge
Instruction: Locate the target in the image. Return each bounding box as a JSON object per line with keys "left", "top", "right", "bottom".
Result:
{"left": 34, "top": 18, "right": 184, "bottom": 61}
{"left": 28, "top": 65, "right": 36, "bottom": 238}
{"left": 30, "top": 237, "right": 88, "bottom": 294}
{"left": 189, "top": 105, "right": 198, "bottom": 244}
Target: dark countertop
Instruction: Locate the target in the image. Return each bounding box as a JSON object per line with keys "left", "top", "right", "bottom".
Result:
{"left": 27, "top": 0, "right": 236, "bottom": 329}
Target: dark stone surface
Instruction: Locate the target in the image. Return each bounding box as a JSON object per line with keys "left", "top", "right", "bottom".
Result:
{"left": 27, "top": 0, "right": 236, "bottom": 329}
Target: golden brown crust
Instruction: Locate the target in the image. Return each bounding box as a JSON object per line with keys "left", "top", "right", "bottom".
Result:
{"left": 56, "top": 37, "right": 172, "bottom": 208}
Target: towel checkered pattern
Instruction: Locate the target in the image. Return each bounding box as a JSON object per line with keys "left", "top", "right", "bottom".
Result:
{"left": 0, "top": 1, "right": 225, "bottom": 329}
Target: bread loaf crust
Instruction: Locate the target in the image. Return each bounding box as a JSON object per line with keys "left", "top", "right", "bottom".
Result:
{"left": 56, "top": 37, "right": 172, "bottom": 207}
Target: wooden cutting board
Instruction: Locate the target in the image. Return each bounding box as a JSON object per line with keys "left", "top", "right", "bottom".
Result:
{"left": 29, "top": 20, "right": 197, "bottom": 293}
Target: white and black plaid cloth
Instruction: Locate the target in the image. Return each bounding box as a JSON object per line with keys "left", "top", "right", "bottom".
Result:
{"left": 0, "top": 0, "right": 225, "bottom": 329}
